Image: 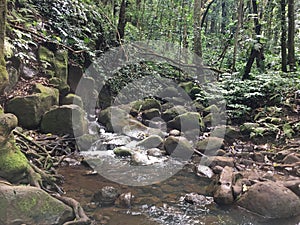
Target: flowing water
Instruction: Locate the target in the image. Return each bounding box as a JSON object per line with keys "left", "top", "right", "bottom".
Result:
{"left": 58, "top": 155, "right": 300, "bottom": 225}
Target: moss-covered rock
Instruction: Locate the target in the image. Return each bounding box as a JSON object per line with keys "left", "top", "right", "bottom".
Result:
{"left": 167, "top": 112, "right": 204, "bottom": 132}
{"left": 240, "top": 122, "right": 260, "bottom": 134}
{"left": 61, "top": 93, "right": 83, "bottom": 108}
{"left": 162, "top": 105, "right": 188, "bottom": 122}
{"left": 132, "top": 98, "right": 161, "bottom": 112}
{"left": 98, "top": 106, "right": 129, "bottom": 132}
{"left": 178, "top": 81, "right": 194, "bottom": 95}
{"left": 41, "top": 104, "right": 88, "bottom": 136}
{"left": 0, "top": 184, "right": 74, "bottom": 225}
{"left": 6, "top": 84, "right": 59, "bottom": 129}
{"left": 113, "top": 146, "right": 132, "bottom": 157}
{"left": 142, "top": 108, "right": 161, "bottom": 120}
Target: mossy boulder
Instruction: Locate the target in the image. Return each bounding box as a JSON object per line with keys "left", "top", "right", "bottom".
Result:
{"left": 0, "top": 184, "right": 74, "bottom": 225}
{"left": 142, "top": 108, "right": 161, "bottom": 120}
{"left": 160, "top": 86, "right": 179, "bottom": 98}
{"left": 178, "top": 81, "right": 194, "bottom": 95}
{"left": 41, "top": 104, "right": 88, "bottom": 136}
{"left": 61, "top": 93, "right": 83, "bottom": 108}
{"left": 167, "top": 112, "right": 204, "bottom": 132}
{"left": 49, "top": 77, "right": 70, "bottom": 95}
{"left": 162, "top": 105, "right": 188, "bottom": 122}
{"left": 132, "top": 98, "right": 161, "bottom": 112}
{"left": 113, "top": 146, "right": 132, "bottom": 157}
{"left": 6, "top": 84, "right": 59, "bottom": 129}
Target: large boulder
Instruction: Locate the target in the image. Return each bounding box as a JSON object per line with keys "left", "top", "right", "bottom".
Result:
{"left": 131, "top": 98, "right": 162, "bottom": 112}
{"left": 41, "top": 104, "right": 88, "bottom": 136}
{"left": 0, "top": 57, "right": 9, "bottom": 94}
{"left": 162, "top": 105, "right": 188, "bottom": 122}
{"left": 213, "top": 166, "right": 234, "bottom": 205}
{"left": 237, "top": 181, "right": 300, "bottom": 219}
{"left": 0, "top": 184, "right": 74, "bottom": 225}
{"left": 6, "top": 84, "right": 59, "bottom": 129}
{"left": 196, "top": 137, "right": 224, "bottom": 154}
{"left": 167, "top": 112, "right": 204, "bottom": 132}
{"left": 136, "top": 135, "right": 164, "bottom": 149}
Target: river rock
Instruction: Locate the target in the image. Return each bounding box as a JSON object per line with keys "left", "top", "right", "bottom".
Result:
{"left": 97, "top": 106, "right": 129, "bottom": 132}
{"left": 41, "top": 104, "right": 88, "bottom": 136}
{"left": 167, "top": 112, "right": 204, "bottom": 132}
{"left": 237, "top": 181, "right": 300, "bottom": 219}
{"left": 0, "top": 184, "right": 74, "bottom": 225}
{"left": 196, "top": 137, "right": 224, "bottom": 154}
{"left": 164, "top": 136, "right": 193, "bottom": 160}
{"left": 196, "top": 165, "right": 214, "bottom": 179}
{"left": 184, "top": 193, "right": 213, "bottom": 205}
{"left": 136, "top": 135, "right": 163, "bottom": 149}
{"left": 113, "top": 146, "right": 132, "bottom": 157}
{"left": 6, "top": 84, "right": 59, "bottom": 129}
{"left": 213, "top": 166, "right": 234, "bottom": 205}
{"left": 160, "top": 86, "right": 179, "bottom": 98}
{"left": 201, "top": 156, "right": 234, "bottom": 168}
{"left": 92, "top": 186, "right": 120, "bottom": 207}
{"left": 115, "top": 192, "right": 134, "bottom": 208}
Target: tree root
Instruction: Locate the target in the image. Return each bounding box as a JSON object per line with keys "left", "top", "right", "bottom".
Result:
{"left": 52, "top": 194, "right": 92, "bottom": 225}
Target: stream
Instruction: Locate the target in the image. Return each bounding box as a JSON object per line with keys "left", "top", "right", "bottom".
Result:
{"left": 58, "top": 132, "right": 300, "bottom": 225}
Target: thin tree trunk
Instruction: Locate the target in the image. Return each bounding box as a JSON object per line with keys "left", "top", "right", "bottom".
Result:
{"left": 193, "top": 0, "right": 203, "bottom": 58}
{"left": 232, "top": 0, "right": 244, "bottom": 72}
{"left": 242, "top": 0, "right": 264, "bottom": 80}
{"left": 0, "top": 0, "right": 7, "bottom": 59}
{"left": 287, "top": 0, "right": 295, "bottom": 71}
{"left": 280, "top": 0, "right": 287, "bottom": 72}
{"left": 116, "top": 0, "right": 127, "bottom": 42}
{"left": 221, "top": 1, "right": 226, "bottom": 34}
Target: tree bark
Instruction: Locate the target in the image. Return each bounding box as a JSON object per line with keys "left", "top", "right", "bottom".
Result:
{"left": 116, "top": 0, "right": 127, "bottom": 42}
{"left": 221, "top": 1, "right": 227, "bottom": 34}
{"left": 193, "top": 0, "right": 203, "bottom": 58}
{"left": 287, "top": 0, "right": 295, "bottom": 71}
{"left": 280, "top": 0, "right": 287, "bottom": 72}
{"left": 0, "top": 0, "right": 9, "bottom": 94}
{"left": 242, "top": 0, "right": 265, "bottom": 80}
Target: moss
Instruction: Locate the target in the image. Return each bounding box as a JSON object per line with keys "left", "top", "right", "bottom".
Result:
{"left": 54, "top": 50, "right": 68, "bottom": 83}
{"left": 61, "top": 93, "right": 83, "bottom": 108}
{"left": 132, "top": 98, "right": 162, "bottom": 112}
{"left": 0, "top": 138, "right": 29, "bottom": 182}
{"left": 17, "top": 196, "right": 38, "bottom": 214}
{"left": 0, "top": 64, "right": 9, "bottom": 94}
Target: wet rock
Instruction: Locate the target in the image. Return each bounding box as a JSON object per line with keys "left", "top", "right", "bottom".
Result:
{"left": 147, "top": 148, "right": 164, "bottom": 157}
{"left": 184, "top": 193, "right": 213, "bottom": 205}
{"left": 196, "top": 137, "right": 224, "bottom": 154}
{"left": 282, "top": 153, "right": 300, "bottom": 164}
{"left": 0, "top": 184, "right": 74, "bottom": 225}
{"left": 131, "top": 151, "right": 150, "bottom": 165}
{"left": 6, "top": 84, "right": 59, "bottom": 129}
{"left": 164, "top": 136, "right": 193, "bottom": 160}
{"left": 113, "top": 146, "right": 132, "bottom": 157}
{"left": 167, "top": 112, "right": 204, "bottom": 132}
{"left": 41, "top": 104, "right": 88, "bottom": 136}
{"left": 213, "top": 166, "right": 234, "bottom": 205}
{"left": 136, "top": 135, "right": 163, "bottom": 149}
{"left": 75, "top": 76, "right": 98, "bottom": 112}
{"left": 169, "top": 129, "right": 181, "bottom": 136}
{"left": 142, "top": 108, "right": 161, "bottom": 120}
{"left": 201, "top": 156, "right": 234, "bottom": 168}
{"left": 196, "top": 165, "right": 214, "bottom": 179}
{"left": 237, "top": 181, "right": 300, "bottom": 219}
{"left": 61, "top": 93, "right": 83, "bottom": 108}
{"left": 92, "top": 186, "right": 120, "bottom": 207}
{"left": 115, "top": 192, "right": 134, "bottom": 208}
{"left": 161, "top": 105, "right": 188, "bottom": 122}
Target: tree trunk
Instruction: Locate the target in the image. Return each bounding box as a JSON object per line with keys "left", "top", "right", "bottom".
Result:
{"left": 0, "top": 0, "right": 9, "bottom": 94}
{"left": 221, "top": 1, "right": 227, "bottom": 34}
{"left": 287, "top": 0, "right": 295, "bottom": 71}
{"left": 242, "top": 0, "right": 265, "bottom": 80}
{"left": 193, "top": 0, "right": 203, "bottom": 58}
{"left": 116, "top": 0, "right": 127, "bottom": 42}
{"left": 280, "top": 0, "right": 287, "bottom": 72}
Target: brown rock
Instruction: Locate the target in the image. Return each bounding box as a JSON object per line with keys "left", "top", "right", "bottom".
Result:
{"left": 213, "top": 166, "right": 234, "bottom": 205}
